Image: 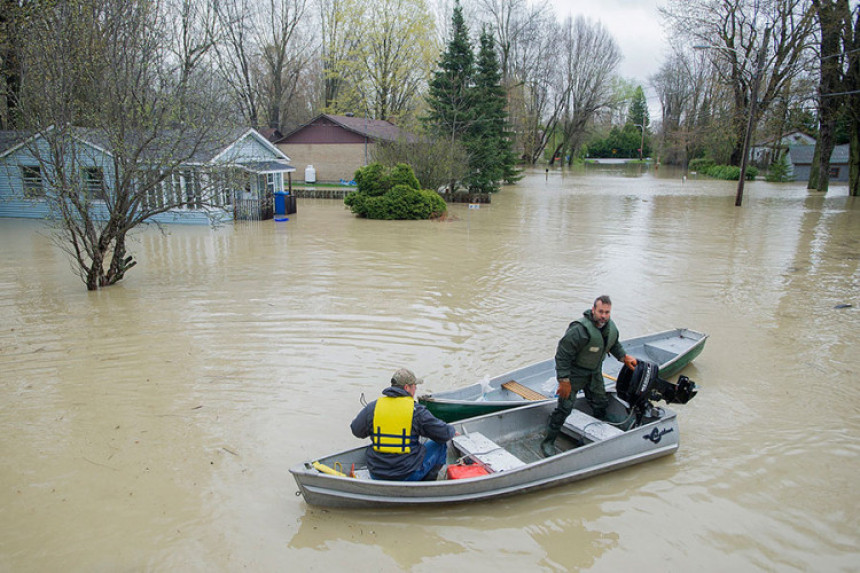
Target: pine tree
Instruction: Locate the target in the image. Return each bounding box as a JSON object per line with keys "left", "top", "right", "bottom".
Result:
{"left": 425, "top": 0, "right": 474, "bottom": 146}
{"left": 465, "top": 27, "right": 521, "bottom": 192}
{"left": 628, "top": 86, "right": 650, "bottom": 128}
{"left": 627, "top": 86, "right": 650, "bottom": 158}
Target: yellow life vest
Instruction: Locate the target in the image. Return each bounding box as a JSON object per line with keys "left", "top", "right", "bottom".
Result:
{"left": 372, "top": 396, "right": 416, "bottom": 454}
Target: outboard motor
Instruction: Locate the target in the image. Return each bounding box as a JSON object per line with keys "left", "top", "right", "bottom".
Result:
{"left": 616, "top": 360, "right": 698, "bottom": 426}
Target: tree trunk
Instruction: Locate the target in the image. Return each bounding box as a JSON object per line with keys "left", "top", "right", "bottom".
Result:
{"left": 850, "top": 124, "right": 859, "bottom": 196}
{"left": 808, "top": 143, "right": 821, "bottom": 189}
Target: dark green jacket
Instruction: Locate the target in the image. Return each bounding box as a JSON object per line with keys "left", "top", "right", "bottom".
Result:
{"left": 555, "top": 309, "right": 626, "bottom": 379}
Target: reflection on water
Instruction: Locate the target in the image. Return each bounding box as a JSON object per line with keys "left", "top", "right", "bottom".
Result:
{"left": 1, "top": 169, "right": 857, "bottom": 570}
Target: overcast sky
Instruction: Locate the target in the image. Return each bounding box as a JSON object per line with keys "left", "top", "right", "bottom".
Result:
{"left": 548, "top": 0, "right": 668, "bottom": 118}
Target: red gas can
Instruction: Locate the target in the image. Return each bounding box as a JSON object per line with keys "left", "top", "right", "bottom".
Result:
{"left": 446, "top": 463, "right": 489, "bottom": 479}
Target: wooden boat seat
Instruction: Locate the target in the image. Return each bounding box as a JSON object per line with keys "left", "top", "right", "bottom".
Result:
{"left": 562, "top": 410, "right": 624, "bottom": 442}
{"left": 501, "top": 380, "right": 548, "bottom": 401}
{"left": 452, "top": 432, "right": 526, "bottom": 472}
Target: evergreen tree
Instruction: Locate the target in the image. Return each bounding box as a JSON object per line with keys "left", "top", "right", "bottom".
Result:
{"left": 628, "top": 86, "right": 650, "bottom": 128}
{"left": 627, "top": 86, "right": 650, "bottom": 158}
{"left": 425, "top": 0, "right": 474, "bottom": 146}
{"left": 464, "top": 27, "right": 520, "bottom": 192}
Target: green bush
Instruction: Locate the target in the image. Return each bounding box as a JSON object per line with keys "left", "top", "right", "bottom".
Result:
{"left": 354, "top": 162, "right": 387, "bottom": 196}
{"left": 345, "top": 163, "right": 446, "bottom": 220}
{"left": 690, "top": 160, "right": 759, "bottom": 181}
{"left": 688, "top": 158, "right": 715, "bottom": 173}
{"left": 766, "top": 152, "right": 791, "bottom": 182}
{"left": 384, "top": 163, "right": 421, "bottom": 191}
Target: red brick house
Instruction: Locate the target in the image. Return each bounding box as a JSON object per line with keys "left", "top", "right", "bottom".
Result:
{"left": 275, "top": 114, "right": 416, "bottom": 183}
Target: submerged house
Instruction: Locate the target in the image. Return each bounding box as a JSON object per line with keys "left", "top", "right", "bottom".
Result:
{"left": 786, "top": 144, "right": 850, "bottom": 183}
{"left": 0, "top": 127, "right": 295, "bottom": 224}
{"left": 751, "top": 130, "right": 816, "bottom": 165}
{"left": 276, "top": 113, "right": 417, "bottom": 183}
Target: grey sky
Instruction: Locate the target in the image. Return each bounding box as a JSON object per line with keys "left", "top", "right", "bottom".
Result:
{"left": 549, "top": 0, "right": 667, "bottom": 83}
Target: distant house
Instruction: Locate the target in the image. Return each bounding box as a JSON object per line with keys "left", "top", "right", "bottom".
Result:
{"left": 786, "top": 143, "right": 851, "bottom": 183}
{"left": 276, "top": 113, "right": 417, "bottom": 183}
{"left": 751, "top": 130, "right": 816, "bottom": 165}
{"left": 0, "top": 127, "right": 295, "bottom": 224}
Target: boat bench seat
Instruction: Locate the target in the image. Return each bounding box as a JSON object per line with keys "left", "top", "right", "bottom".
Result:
{"left": 452, "top": 432, "right": 526, "bottom": 472}
{"left": 501, "top": 380, "right": 548, "bottom": 401}
{"left": 562, "top": 410, "right": 624, "bottom": 442}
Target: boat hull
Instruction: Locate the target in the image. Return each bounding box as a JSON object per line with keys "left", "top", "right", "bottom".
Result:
{"left": 291, "top": 399, "right": 681, "bottom": 509}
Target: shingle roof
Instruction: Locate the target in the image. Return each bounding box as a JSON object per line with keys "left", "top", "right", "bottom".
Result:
{"left": 0, "top": 130, "right": 28, "bottom": 156}
{"left": 280, "top": 114, "right": 418, "bottom": 143}
{"left": 789, "top": 143, "right": 850, "bottom": 166}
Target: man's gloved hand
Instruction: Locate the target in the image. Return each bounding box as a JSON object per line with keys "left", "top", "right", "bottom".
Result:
{"left": 557, "top": 378, "right": 572, "bottom": 399}
{"left": 623, "top": 355, "right": 638, "bottom": 370}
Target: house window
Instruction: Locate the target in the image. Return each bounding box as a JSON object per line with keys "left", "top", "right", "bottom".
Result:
{"left": 829, "top": 167, "right": 840, "bottom": 178}
{"left": 82, "top": 167, "right": 105, "bottom": 198}
{"left": 21, "top": 165, "right": 44, "bottom": 197}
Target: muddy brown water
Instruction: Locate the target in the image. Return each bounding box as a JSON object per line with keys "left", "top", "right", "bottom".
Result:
{"left": 1, "top": 167, "right": 857, "bottom": 571}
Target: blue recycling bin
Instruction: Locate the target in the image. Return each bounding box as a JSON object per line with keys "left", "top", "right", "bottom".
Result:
{"left": 274, "top": 191, "right": 287, "bottom": 215}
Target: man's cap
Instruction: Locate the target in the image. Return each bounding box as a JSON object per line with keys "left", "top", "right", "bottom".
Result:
{"left": 391, "top": 368, "right": 423, "bottom": 386}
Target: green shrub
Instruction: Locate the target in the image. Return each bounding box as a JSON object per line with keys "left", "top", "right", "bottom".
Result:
{"left": 766, "top": 152, "right": 791, "bottom": 182}
{"left": 354, "top": 162, "right": 387, "bottom": 196}
{"left": 708, "top": 165, "right": 741, "bottom": 180}
{"left": 688, "top": 158, "right": 715, "bottom": 173}
{"left": 692, "top": 162, "right": 759, "bottom": 181}
{"left": 345, "top": 163, "right": 447, "bottom": 220}
{"left": 383, "top": 163, "right": 420, "bottom": 191}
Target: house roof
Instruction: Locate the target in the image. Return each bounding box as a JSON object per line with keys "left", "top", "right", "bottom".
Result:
{"left": 0, "top": 126, "right": 294, "bottom": 172}
{"left": 278, "top": 114, "right": 418, "bottom": 144}
{"left": 755, "top": 130, "right": 815, "bottom": 147}
{"left": 788, "top": 143, "right": 850, "bottom": 165}
{"left": 0, "top": 131, "right": 27, "bottom": 156}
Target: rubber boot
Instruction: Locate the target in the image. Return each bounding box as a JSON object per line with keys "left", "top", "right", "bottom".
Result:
{"left": 540, "top": 428, "right": 559, "bottom": 457}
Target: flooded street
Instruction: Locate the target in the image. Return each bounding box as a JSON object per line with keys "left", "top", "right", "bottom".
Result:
{"left": 1, "top": 167, "right": 857, "bottom": 571}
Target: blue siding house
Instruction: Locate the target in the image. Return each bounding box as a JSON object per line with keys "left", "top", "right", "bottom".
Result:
{"left": 786, "top": 144, "right": 851, "bottom": 183}
{"left": 0, "top": 127, "right": 295, "bottom": 224}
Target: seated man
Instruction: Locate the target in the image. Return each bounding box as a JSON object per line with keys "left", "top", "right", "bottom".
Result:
{"left": 350, "top": 368, "right": 456, "bottom": 481}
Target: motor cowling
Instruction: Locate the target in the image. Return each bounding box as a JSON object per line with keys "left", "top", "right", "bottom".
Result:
{"left": 616, "top": 360, "right": 661, "bottom": 408}
{"left": 616, "top": 360, "right": 698, "bottom": 407}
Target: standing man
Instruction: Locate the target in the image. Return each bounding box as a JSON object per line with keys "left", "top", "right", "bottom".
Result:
{"left": 540, "top": 295, "right": 638, "bottom": 457}
{"left": 351, "top": 368, "right": 456, "bottom": 481}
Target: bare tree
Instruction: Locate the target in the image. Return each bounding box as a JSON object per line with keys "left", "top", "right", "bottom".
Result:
{"left": 214, "top": 0, "right": 262, "bottom": 126}
{"left": 651, "top": 50, "right": 719, "bottom": 166}
{"left": 662, "top": 0, "right": 816, "bottom": 167}
{"left": 16, "top": 0, "right": 237, "bottom": 290}
{"left": 166, "top": 0, "right": 219, "bottom": 94}
{"left": 509, "top": 16, "right": 565, "bottom": 164}
{"left": 474, "top": 0, "right": 554, "bottom": 162}
{"left": 258, "top": 0, "right": 311, "bottom": 130}
{"left": 552, "top": 16, "right": 621, "bottom": 165}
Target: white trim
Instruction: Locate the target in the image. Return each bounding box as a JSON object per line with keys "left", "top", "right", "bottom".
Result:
{"left": 210, "top": 128, "right": 291, "bottom": 164}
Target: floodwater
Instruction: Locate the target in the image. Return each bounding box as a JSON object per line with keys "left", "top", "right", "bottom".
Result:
{"left": 1, "top": 167, "right": 857, "bottom": 572}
